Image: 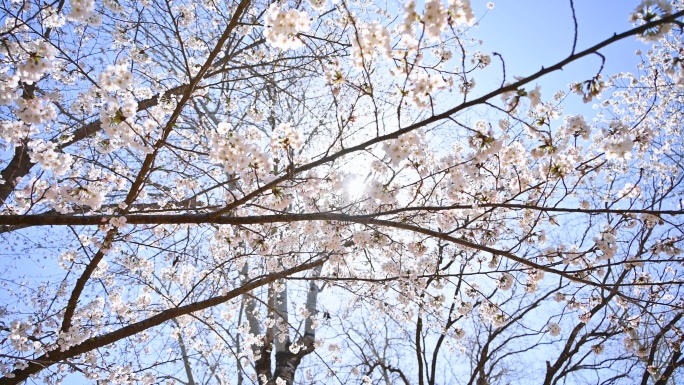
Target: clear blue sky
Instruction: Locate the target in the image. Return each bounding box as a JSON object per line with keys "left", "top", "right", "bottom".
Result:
{"left": 473, "top": 0, "right": 644, "bottom": 106}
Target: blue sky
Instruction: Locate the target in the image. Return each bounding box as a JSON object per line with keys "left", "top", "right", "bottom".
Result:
{"left": 474, "top": 0, "right": 645, "bottom": 107}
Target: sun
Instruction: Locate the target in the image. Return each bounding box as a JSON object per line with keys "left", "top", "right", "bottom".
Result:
{"left": 344, "top": 175, "right": 367, "bottom": 200}
{"left": 338, "top": 153, "right": 373, "bottom": 202}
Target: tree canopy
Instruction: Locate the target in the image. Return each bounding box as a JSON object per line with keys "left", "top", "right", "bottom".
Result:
{"left": 1, "top": 0, "right": 684, "bottom": 384}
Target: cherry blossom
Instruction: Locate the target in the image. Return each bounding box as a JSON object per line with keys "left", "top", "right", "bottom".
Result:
{"left": 0, "top": 1, "right": 682, "bottom": 385}
{"left": 263, "top": 3, "right": 311, "bottom": 50}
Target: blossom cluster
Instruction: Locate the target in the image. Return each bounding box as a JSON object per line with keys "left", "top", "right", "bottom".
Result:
{"left": 270, "top": 122, "right": 303, "bottom": 156}
{"left": 350, "top": 22, "right": 392, "bottom": 69}
{"left": 0, "top": 74, "right": 20, "bottom": 105}
{"left": 479, "top": 300, "right": 506, "bottom": 327}
{"left": 600, "top": 121, "right": 635, "bottom": 160}
{"left": 15, "top": 41, "right": 56, "bottom": 85}
{"left": 547, "top": 322, "right": 561, "bottom": 336}
{"left": 563, "top": 115, "right": 591, "bottom": 140}
{"left": 209, "top": 122, "right": 271, "bottom": 186}
{"left": 406, "top": 72, "right": 448, "bottom": 109}
{"left": 15, "top": 97, "right": 57, "bottom": 126}
{"left": 0, "top": 120, "right": 38, "bottom": 147}
{"left": 382, "top": 131, "right": 424, "bottom": 166}
{"left": 67, "top": 0, "right": 96, "bottom": 22}
{"left": 570, "top": 75, "right": 607, "bottom": 103}
{"left": 448, "top": 0, "right": 475, "bottom": 26}
{"left": 397, "top": 0, "right": 474, "bottom": 43}
{"left": 28, "top": 140, "right": 74, "bottom": 176}
{"left": 630, "top": 0, "right": 673, "bottom": 42}
{"left": 263, "top": 4, "right": 311, "bottom": 50}
{"left": 423, "top": 0, "right": 447, "bottom": 41}
{"left": 99, "top": 95, "right": 138, "bottom": 147}
{"left": 98, "top": 64, "right": 134, "bottom": 93}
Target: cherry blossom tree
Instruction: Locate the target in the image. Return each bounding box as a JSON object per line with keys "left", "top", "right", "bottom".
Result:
{"left": 1, "top": 0, "right": 684, "bottom": 384}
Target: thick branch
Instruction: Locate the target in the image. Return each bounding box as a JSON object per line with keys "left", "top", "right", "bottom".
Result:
{"left": 0, "top": 258, "right": 324, "bottom": 385}
{"left": 0, "top": 211, "right": 653, "bottom": 290}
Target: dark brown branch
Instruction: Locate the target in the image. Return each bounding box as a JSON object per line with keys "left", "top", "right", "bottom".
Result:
{"left": 0, "top": 211, "right": 652, "bottom": 290}
{"left": 3, "top": 201, "right": 684, "bottom": 228}
{"left": 59, "top": 233, "right": 114, "bottom": 333}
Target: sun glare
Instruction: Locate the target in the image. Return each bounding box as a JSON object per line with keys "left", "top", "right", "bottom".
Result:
{"left": 344, "top": 176, "right": 367, "bottom": 200}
